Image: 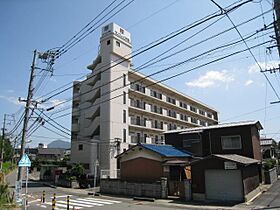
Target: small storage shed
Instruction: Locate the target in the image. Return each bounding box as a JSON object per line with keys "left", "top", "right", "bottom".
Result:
{"left": 191, "top": 154, "right": 260, "bottom": 202}
{"left": 116, "top": 143, "right": 192, "bottom": 183}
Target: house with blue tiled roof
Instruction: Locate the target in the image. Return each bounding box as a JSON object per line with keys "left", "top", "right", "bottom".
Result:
{"left": 113, "top": 143, "right": 193, "bottom": 198}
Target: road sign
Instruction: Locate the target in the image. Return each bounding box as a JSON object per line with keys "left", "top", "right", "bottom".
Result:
{"left": 18, "top": 154, "right": 31, "bottom": 167}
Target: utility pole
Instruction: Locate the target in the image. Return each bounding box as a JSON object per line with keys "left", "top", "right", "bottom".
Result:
{"left": 17, "top": 50, "right": 37, "bottom": 181}
{"left": 0, "top": 114, "right": 7, "bottom": 171}
{"left": 1, "top": 114, "right": 15, "bottom": 171}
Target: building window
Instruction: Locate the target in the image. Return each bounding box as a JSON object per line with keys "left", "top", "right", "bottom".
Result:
{"left": 123, "top": 110, "right": 126, "bottom": 123}
{"left": 221, "top": 135, "right": 242, "bottom": 150}
{"left": 167, "top": 97, "right": 176, "bottom": 105}
{"left": 190, "top": 106, "right": 197, "bottom": 113}
{"left": 123, "top": 74, "right": 126, "bottom": 86}
{"left": 120, "top": 28, "right": 124, "bottom": 34}
{"left": 191, "top": 117, "right": 197, "bottom": 124}
{"left": 104, "top": 25, "right": 109, "bottom": 31}
{"left": 107, "top": 40, "right": 110, "bottom": 45}
{"left": 199, "top": 109, "right": 205, "bottom": 116}
{"left": 123, "top": 91, "right": 126, "bottom": 104}
{"left": 200, "top": 120, "right": 206, "bottom": 126}
{"left": 78, "top": 144, "right": 83, "bottom": 151}
{"left": 123, "top": 129, "right": 126, "bottom": 143}
{"left": 116, "top": 41, "right": 121, "bottom": 47}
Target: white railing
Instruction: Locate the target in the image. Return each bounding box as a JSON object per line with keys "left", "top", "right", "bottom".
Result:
{"left": 100, "top": 169, "right": 120, "bottom": 179}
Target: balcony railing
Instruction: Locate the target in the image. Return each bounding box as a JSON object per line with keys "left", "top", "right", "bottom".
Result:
{"left": 130, "top": 100, "right": 146, "bottom": 110}
{"left": 130, "top": 117, "right": 146, "bottom": 127}
{"left": 130, "top": 136, "right": 146, "bottom": 144}
{"left": 131, "top": 83, "right": 145, "bottom": 94}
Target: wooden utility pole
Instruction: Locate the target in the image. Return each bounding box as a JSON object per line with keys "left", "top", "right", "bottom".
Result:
{"left": 17, "top": 50, "right": 37, "bottom": 181}
{"left": 0, "top": 114, "right": 7, "bottom": 171}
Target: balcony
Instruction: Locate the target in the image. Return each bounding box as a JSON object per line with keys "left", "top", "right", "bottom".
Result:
{"left": 130, "top": 83, "right": 145, "bottom": 94}
{"left": 151, "top": 123, "right": 163, "bottom": 130}
{"left": 71, "top": 123, "right": 79, "bottom": 132}
{"left": 130, "top": 100, "right": 145, "bottom": 110}
{"left": 72, "top": 107, "right": 79, "bottom": 117}
{"left": 130, "top": 136, "right": 146, "bottom": 144}
{"left": 130, "top": 117, "right": 146, "bottom": 127}
{"left": 73, "top": 93, "right": 80, "bottom": 102}
{"left": 85, "top": 98, "right": 100, "bottom": 119}
{"left": 84, "top": 116, "right": 100, "bottom": 137}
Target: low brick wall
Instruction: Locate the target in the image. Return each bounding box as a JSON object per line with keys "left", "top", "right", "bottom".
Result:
{"left": 100, "top": 178, "right": 167, "bottom": 198}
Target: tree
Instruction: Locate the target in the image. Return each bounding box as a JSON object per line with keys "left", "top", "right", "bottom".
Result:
{"left": 0, "top": 136, "right": 13, "bottom": 162}
{"left": 71, "top": 163, "right": 85, "bottom": 177}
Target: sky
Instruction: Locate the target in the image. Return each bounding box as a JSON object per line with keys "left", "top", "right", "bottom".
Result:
{"left": 1, "top": 0, "right": 280, "bottom": 147}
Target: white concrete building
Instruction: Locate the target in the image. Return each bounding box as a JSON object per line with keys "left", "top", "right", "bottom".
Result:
{"left": 70, "top": 23, "right": 219, "bottom": 177}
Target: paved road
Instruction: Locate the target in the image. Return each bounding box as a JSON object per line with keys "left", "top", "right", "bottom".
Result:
{"left": 7, "top": 170, "right": 280, "bottom": 210}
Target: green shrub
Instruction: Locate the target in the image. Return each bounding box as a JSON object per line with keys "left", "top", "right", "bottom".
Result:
{"left": 263, "top": 159, "right": 276, "bottom": 171}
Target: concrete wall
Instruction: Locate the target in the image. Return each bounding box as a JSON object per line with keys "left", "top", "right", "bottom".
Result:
{"left": 264, "top": 167, "right": 278, "bottom": 184}
{"left": 100, "top": 178, "right": 168, "bottom": 198}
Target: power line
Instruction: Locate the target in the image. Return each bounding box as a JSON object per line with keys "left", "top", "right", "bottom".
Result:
{"left": 47, "top": 23, "right": 273, "bottom": 117}
{"left": 211, "top": 0, "right": 280, "bottom": 101}
{"left": 38, "top": 0, "right": 248, "bottom": 102}
{"left": 43, "top": 1, "right": 264, "bottom": 110}
{"left": 58, "top": 0, "right": 119, "bottom": 51}
{"left": 52, "top": 40, "right": 272, "bottom": 120}
{"left": 58, "top": 0, "right": 135, "bottom": 57}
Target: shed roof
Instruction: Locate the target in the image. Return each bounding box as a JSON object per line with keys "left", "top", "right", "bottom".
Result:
{"left": 116, "top": 144, "right": 192, "bottom": 159}
{"left": 213, "top": 154, "right": 259, "bottom": 165}
{"left": 141, "top": 144, "right": 192, "bottom": 157}
{"left": 164, "top": 120, "right": 263, "bottom": 134}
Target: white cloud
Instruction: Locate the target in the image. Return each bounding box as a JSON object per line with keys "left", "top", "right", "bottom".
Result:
{"left": 248, "top": 61, "right": 279, "bottom": 74}
{"left": 0, "top": 95, "right": 21, "bottom": 105}
{"left": 244, "top": 80, "right": 253, "bottom": 86}
{"left": 186, "top": 70, "right": 234, "bottom": 88}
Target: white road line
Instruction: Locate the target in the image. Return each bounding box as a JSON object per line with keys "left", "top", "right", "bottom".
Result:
{"left": 72, "top": 199, "right": 105, "bottom": 206}
{"left": 45, "top": 202, "right": 82, "bottom": 209}
{"left": 57, "top": 200, "right": 95, "bottom": 208}
{"left": 29, "top": 199, "right": 41, "bottom": 203}
{"left": 52, "top": 195, "right": 73, "bottom": 198}
{"left": 84, "top": 197, "right": 122, "bottom": 203}
{"left": 36, "top": 204, "right": 47, "bottom": 208}
{"left": 78, "top": 198, "right": 114, "bottom": 205}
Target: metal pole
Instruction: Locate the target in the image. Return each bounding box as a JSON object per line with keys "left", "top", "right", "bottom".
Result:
{"left": 0, "top": 114, "right": 7, "bottom": 171}
{"left": 24, "top": 167, "right": 29, "bottom": 210}
{"left": 93, "top": 160, "right": 97, "bottom": 194}
{"left": 17, "top": 50, "right": 37, "bottom": 182}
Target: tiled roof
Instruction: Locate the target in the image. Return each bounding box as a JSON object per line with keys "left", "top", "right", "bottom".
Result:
{"left": 164, "top": 120, "right": 263, "bottom": 134}
{"left": 141, "top": 144, "right": 192, "bottom": 157}
{"left": 213, "top": 154, "right": 259, "bottom": 165}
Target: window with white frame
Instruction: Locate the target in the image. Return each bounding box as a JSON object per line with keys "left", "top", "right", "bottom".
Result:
{"left": 221, "top": 135, "right": 242, "bottom": 150}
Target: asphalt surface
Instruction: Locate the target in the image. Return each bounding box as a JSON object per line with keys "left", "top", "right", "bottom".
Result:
{"left": 6, "top": 170, "right": 280, "bottom": 210}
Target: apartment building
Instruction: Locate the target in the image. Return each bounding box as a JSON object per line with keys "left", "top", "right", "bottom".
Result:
{"left": 70, "top": 23, "right": 218, "bottom": 176}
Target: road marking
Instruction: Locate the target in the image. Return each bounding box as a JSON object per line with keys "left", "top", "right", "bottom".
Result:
{"left": 72, "top": 199, "right": 105, "bottom": 206}
{"left": 52, "top": 195, "right": 73, "bottom": 198}
{"left": 29, "top": 199, "right": 41, "bottom": 203}
{"left": 77, "top": 198, "right": 114, "bottom": 205}
{"left": 36, "top": 204, "right": 47, "bottom": 208}
{"left": 57, "top": 200, "right": 96, "bottom": 208}
{"left": 84, "top": 197, "right": 122, "bottom": 203}
{"left": 45, "top": 202, "right": 82, "bottom": 209}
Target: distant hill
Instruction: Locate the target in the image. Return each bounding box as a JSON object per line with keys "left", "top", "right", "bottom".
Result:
{"left": 47, "top": 140, "right": 70, "bottom": 149}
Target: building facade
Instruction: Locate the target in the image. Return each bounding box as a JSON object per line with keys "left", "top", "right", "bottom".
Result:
{"left": 70, "top": 23, "right": 218, "bottom": 176}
